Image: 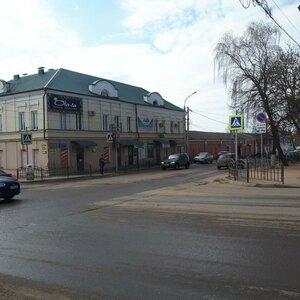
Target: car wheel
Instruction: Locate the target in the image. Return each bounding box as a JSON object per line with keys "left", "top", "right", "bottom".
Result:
{"left": 174, "top": 164, "right": 179, "bottom": 170}
{"left": 4, "top": 196, "right": 13, "bottom": 201}
{"left": 217, "top": 166, "right": 221, "bottom": 170}
{"left": 185, "top": 163, "right": 190, "bottom": 169}
{"left": 162, "top": 167, "right": 166, "bottom": 170}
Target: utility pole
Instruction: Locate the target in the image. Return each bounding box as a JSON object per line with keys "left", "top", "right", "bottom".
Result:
{"left": 184, "top": 91, "right": 197, "bottom": 153}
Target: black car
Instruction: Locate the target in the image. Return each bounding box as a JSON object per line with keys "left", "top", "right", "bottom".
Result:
{"left": 0, "top": 170, "right": 20, "bottom": 201}
{"left": 161, "top": 153, "right": 190, "bottom": 170}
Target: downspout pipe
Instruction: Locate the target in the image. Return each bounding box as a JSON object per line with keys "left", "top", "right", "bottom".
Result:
{"left": 135, "top": 104, "right": 140, "bottom": 168}
{"left": 43, "top": 89, "right": 47, "bottom": 139}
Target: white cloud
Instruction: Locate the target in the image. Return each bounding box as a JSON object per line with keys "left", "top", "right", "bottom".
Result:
{"left": 0, "top": 0, "right": 80, "bottom": 78}
{"left": 1, "top": 0, "right": 299, "bottom": 132}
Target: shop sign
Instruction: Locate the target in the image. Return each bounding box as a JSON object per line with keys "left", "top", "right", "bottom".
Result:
{"left": 48, "top": 94, "right": 82, "bottom": 113}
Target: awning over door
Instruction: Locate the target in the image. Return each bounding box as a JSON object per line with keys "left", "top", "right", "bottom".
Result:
{"left": 174, "top": 140, "right": 184, "bottom": 145}
{"left": 119, "top": 140, "right": 144, "bottom": 148}
{"left": 154, "top": 140, "right": 170, "bottom": 148}
{"left": 74, "top": 140, "right": 97, "bottom": 148}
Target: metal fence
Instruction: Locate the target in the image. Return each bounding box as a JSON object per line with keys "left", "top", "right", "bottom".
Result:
{"left": 17, "top": 163, "right": 94, "bottom": 181}
{"left": 229, "top": 158, "right": 284, "bottom": 184}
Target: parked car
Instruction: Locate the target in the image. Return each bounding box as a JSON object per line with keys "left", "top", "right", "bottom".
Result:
{"left": 217, "top": 153, "right": 247, "bottom": 169}
{"left": 161, "top": 153, "right": 190, "bottom": 170}
{"left": 286, "top": 150, "right": 300, "bottom": 162}
{"left": 0, "top": 169, "right": 20, "bottom": 201}
{"left": 193, "top": 152, "right": 214, "bottom": 164}
{"left": 217, "top": 150, "right": 229, "bottom": 157}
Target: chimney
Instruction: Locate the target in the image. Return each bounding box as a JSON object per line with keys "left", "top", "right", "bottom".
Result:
{"left": 38, "top": 67, "right": 45, "bottom": 75}
{"left": 13, "top": 74, "right": 20, "bottom": 80}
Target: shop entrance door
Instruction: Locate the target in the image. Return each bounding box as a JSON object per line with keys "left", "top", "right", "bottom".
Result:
{"left": 128, "top": 146, "right": 134, "bottom": 166}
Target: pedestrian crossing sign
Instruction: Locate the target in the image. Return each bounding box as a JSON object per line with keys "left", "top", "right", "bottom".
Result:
{"left": 107, "top": 133, "right": 113, "bottom": 143}
{"left": 21, "top": 133, "right": 32, "bottom": 145}
{"left": 229, "top": 115, "right": 244, "bottom": 131}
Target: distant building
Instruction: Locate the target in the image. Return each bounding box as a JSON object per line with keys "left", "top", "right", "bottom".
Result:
{"left": 188, "top": 131, "right": 260, "bottom": 158}
{"left": 0, "top": 68, "right": 184, "bottom": 173}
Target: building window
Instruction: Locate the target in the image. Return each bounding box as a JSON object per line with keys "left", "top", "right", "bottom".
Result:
{"left": 31, "top": 111, "right": 38, "bottom": 130}
{"left": 170, "top": 121, "right": 174, "bottom": 134}
{"left": 127, "top": 116, "right": 131, "bottom": 132}
{"left": 60, "top": 112, "right": 67, "bottom": 129}
{"left": 103, "top": 114, "right": 108, "bottom": 131}
{"left": 161, "top": 120, "right": 166, "bottom": 133}
{"left": 155, "top": 119, "right": 158, "bottom": 132}
{"left": 0, "top": 114, "right": 2, "bottom": 132}
{"left": 101, "top": 89, "right": 109, "bottom": 97}
{"left": 19, "top": 112, "right": 25, "bottom": 131}
{"left": 114, "top": 115, "right": 119, "bottom": 130}
{"left": 177, "top": 121, "right": 180, "bottom": 133}
{"left": 147, "top": 143, "right": 154, "bottom": 158}
{"left": 76, "top": 114, "right": 82, "bottom": 130}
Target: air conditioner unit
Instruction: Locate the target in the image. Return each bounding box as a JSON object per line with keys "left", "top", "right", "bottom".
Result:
{"left": 88, "top": 111, "right": 96, "bottom": 116}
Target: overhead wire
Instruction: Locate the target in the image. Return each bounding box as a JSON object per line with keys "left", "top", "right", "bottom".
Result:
{"left": 239, "top": 0, "right": 300, "bottom": 47}
{"left": 270, "top": 0, "right": 300, "bottom": 37}
{"left": 191, "top": 110, "right": 228, "bottom": 125}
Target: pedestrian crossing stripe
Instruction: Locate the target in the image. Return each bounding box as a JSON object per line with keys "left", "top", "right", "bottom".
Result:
{"left": 229, "top": 115, "right": 244, "bottom": 131}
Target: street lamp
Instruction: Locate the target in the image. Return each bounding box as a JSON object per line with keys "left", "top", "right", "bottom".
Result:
{"left": 184, "top": 91, "right": 197, "bottom": 153}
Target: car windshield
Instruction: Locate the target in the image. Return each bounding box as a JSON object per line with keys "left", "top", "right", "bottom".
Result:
{"left": 0, "top": 170, "right": 8, "bottom": 176}
{"left": 219, "top": 154, "right": 232, "bottom": 159}
{"left": 168, "top": 154, "right": 179, "bottom": 159}
{"left": 197, "top": 153, "right": 207, "bottom": 157}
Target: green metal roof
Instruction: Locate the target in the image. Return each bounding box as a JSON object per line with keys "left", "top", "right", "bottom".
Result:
{"left": 0, "top": 68, "right": 182, "bottom": 111}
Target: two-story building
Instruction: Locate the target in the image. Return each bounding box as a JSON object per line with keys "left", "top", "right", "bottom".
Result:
{"left": 0, "top": 68, "right": 184, "bottom": 174}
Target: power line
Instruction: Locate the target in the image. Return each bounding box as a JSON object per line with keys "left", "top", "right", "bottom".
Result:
{"left": 191, "top": 110, "right": 228, "bottom": 125}
{"left": 239, "top": 0, "right": 300, "bottom": 47}
{"left": 270, "top": 0, "right": 300, "bottom": 37}
{"left": 192, "top": 108, "right": 228, "bottom": 117}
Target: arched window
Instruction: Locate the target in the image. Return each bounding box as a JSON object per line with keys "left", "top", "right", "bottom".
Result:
{"left": 101, "top": 89, "right": 109, "bottom": 97}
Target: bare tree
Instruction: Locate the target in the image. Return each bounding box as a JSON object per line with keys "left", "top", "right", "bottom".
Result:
{"left": 214, "top": 21, "right": 288, "bottom": 165}
{"left": 270, "top": 45, "right": 300, "bottom": 135}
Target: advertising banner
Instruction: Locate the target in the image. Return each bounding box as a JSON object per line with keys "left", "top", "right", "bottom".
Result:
{"left": 137, "top": 117, "right": 154, "bottom": 131}
{"left": 48, "top": 94, "right": 82, "bottom": 113}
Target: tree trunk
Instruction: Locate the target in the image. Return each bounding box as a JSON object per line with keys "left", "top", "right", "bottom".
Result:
{"left": 270, "top": 124, "right": 288, "bottom": 166}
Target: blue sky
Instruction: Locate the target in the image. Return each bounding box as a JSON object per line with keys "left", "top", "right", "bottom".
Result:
{"left": 1, "top": 0, "right": 299, "bottom": 132}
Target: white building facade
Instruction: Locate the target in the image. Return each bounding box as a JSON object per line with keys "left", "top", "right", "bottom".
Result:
{"left": 0, "top": 68, "right": 184, "bottom": 174}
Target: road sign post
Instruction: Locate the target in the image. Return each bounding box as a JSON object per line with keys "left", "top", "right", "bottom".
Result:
{"left": 229, "top": 115, "right": 244, "bottom": 164}
{"left": 256, "top": 112, "right": 267, "bottom": 163}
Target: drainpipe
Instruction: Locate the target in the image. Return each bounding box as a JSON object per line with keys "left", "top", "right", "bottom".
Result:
{"left": 135, "top": 104, "right": 140, "bottom": 168}
{"left": 43, "top": 89, "right": 47, "bottom": 139}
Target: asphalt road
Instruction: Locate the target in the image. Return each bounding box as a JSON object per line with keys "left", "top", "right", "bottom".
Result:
{"left": 0, "top": 163, "right": 299, "bottom": 299}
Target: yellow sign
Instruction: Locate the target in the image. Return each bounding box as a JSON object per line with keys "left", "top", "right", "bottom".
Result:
{"left": 229, "top": 115, "right": 244, "bottom": 131}
{"left": 21, "top": 133, "right": 32, "bottom": 145}
{"left": 41, "top": 144, "right": 48, "bottom": 154}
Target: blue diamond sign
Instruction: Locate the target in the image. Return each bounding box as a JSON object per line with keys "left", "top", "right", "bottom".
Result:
{"left": 229, "top": 115, "right": 244, "bottom": 131}
{"left": 21, "top": 133, "right": 32, "bottom": 145}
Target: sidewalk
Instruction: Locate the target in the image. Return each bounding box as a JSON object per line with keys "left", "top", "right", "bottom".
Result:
{"left": 19, "top": 162, "right": 300, "bottom": 188}
{"left": 240, "top": 162, "right": 300, "bottom": 188}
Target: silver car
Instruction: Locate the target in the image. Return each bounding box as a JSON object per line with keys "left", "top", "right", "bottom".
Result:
{"left": 217, "top": 153, "right": 235, "bottom": 169}
{"left": 193, "top": 152, "right": 214, "bottom": 164}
